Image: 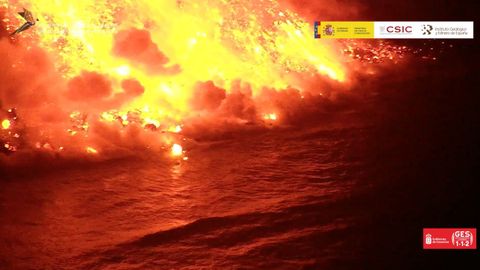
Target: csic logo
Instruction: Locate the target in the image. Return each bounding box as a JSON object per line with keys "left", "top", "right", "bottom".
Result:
{"left": 381, "top": 25, "right": 413, "bottom": 33}
{"left": 422, "top": 24, "right": 433, "bottom": 35}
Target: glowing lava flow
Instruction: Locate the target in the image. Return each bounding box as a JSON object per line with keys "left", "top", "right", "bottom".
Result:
{"left": 2, "top": 0, "right": 345, "bottom": 116}
{"left": 1, "top": 119, "right": 10, "bottom": 130}
{"left": 86, "top": 146, "right": 98, "bottom": 154}
{"left": 171, "top": 143, "right": 183, "bottom": 157}
{"left": 0, "top": 0, "right": 354, "bottom": 157}
{"left": 263, "top": 113, "right": 278, "bottom": 121}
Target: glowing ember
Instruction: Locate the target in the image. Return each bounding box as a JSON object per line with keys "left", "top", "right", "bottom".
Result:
{"left": 168, "top": 125, "right": 183, "bottom": 133}
{"left": 86, "top": 146, "right": 98, "bottom": 154}
{"left": 171, "top": 144, "right": 183, "bottom": 157}
{"left": 1, "top": 119, "right": 10, "bottom": 130}
{"left": 3, "top": 143, "right": 17, "bottom": 152}
{"left": 68, "top": 111, "right": 89, "bottom": 136}
{"left": 263, "top": 113, "right": 277, "bottom": 121}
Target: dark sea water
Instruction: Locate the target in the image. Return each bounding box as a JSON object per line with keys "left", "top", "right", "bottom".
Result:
{"left": 1, "top": 43, "right": 479, "bottom": 269}
{"left": 0, "top": 124, "right": 367, "bottom": 269}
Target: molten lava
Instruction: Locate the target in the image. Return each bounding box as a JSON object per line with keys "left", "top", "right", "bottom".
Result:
{"left": 171, "top": 143, "right": 183, "bottom": 157}
{"left": 86, "top": 146, "right": 98, "bottom": 154}
{"left": 3, "top": 0, "right": 345, "bottom": 112}
{"left": 1, "top": 119, "right": 10, "bottom": 130}
{"left": 263, "top": 113, "right": 278, "bottom": 121}
{"left": 0, "top": 0, "right": 422, "bottom": 157}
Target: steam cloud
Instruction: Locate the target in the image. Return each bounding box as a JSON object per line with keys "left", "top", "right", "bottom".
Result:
{"left": 113, "top": 28, "right": 181, "bottom": 75}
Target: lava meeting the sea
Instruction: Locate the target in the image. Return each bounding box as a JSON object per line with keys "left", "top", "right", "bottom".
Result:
{"left": 0, "top": 0, "right": 478, "bottom": 269}
{"left": 0, "top": 0, "right": 348, "bottom": 160}
{"left": 0, "top": 0, "right": 423, "bottom": 161}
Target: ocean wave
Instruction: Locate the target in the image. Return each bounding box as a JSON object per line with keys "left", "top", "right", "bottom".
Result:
{"left": 76, "top": 198, "right": 356, "bottom": 269}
